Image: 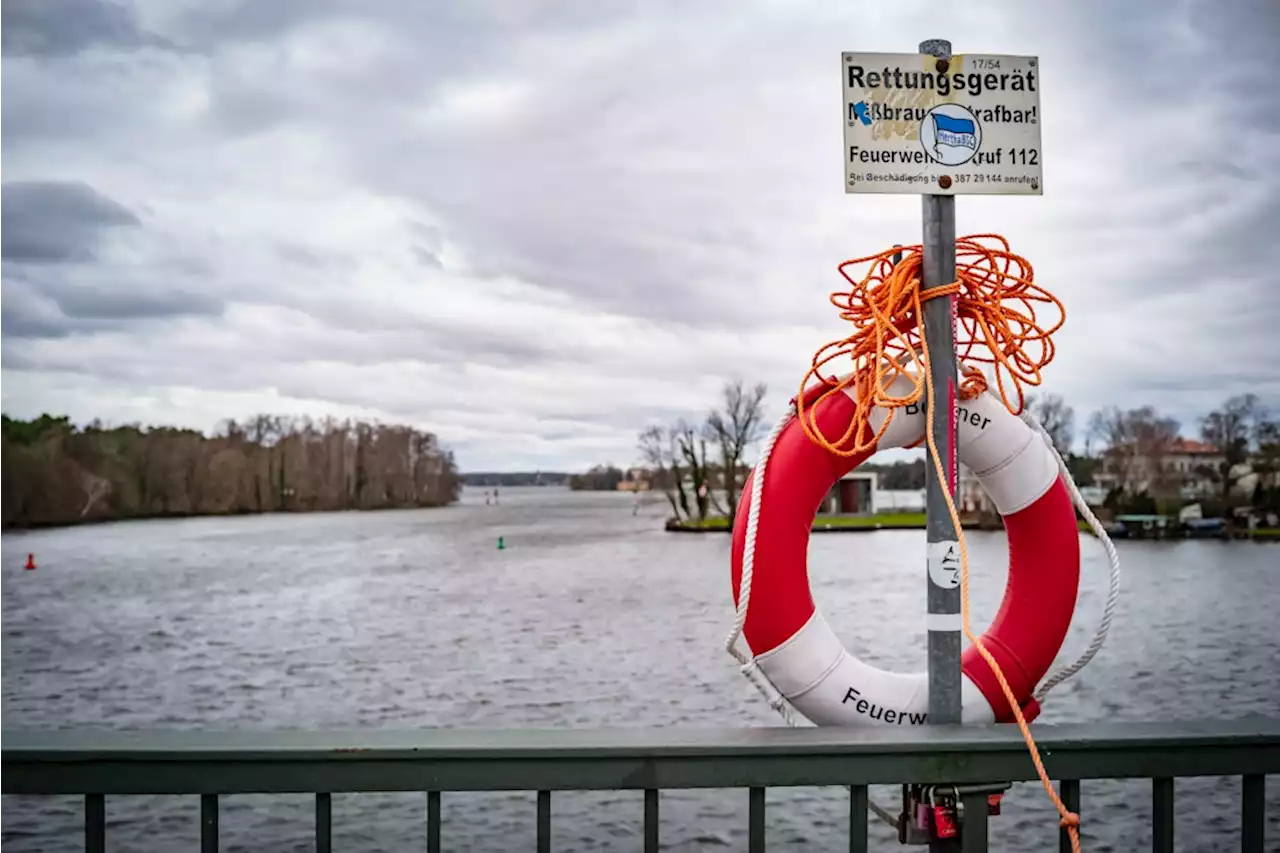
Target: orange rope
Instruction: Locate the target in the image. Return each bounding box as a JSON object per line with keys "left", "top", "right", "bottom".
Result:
{"left": 800, "top": 235, "right": 1081, "bottom": 850}
{"left": 795, "top": 234, "right": 1064, "bottom": 453}
{"left": 919, "top": 319, "right": 1082, "bottom": 853}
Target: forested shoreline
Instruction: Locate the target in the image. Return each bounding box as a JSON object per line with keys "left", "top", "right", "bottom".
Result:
{"left": 2, "top": 414, "right": 462, "bottom": 530}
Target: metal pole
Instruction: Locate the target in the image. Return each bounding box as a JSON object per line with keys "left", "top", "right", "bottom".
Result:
{"left": 919, "top": 37, "right": 961, "bottom": 730}
{"left": 921, "top": 36, "right": 961, "bottom": 852}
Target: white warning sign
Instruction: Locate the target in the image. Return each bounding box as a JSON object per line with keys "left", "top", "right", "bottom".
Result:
{"left": 841, "top": 52, "right": 1043, "bottom": 195}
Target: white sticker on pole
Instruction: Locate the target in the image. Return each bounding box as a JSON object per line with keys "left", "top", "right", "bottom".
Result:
{"left": 841, "top": 52, "right": 1043, "bottom": 195}
{"left": 927, "top": 540, "right": 961, "bottom": 590}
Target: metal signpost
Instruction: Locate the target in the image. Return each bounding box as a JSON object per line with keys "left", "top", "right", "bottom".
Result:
{"left": 840, "top": 39, "right": 1044, "bottom": 848}
{"left": 916, "top": 36, "right": 963, "bottom": 731}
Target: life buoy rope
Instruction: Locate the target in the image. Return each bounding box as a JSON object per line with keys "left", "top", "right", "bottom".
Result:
{"left": 1022, "top": 410, "right": 1122, "bottom": 703}
{"left": 724, "top": 237, "right": 1121, "bottom": 851}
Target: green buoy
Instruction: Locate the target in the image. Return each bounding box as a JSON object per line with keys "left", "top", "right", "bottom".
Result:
{"left": 497, "top": 536, "right": 505, "bottom": 550}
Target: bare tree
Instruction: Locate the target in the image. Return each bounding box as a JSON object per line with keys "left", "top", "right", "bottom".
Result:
{"left": 1090, "top": 405, "right": 1180, "bottom": 497}
{"left": 1201, "top": 393, "right": 1260, "bottom": 501}
{"left": 707, "top": 380, "right": 768, "bottom": 523}
{"left": 638, "top": 425, "right": 689, "bottom": 520}
{"left": 673, "top": 419, "right": 713, "bottom": 521}
{"left": 1256, "top": 417, "right": 1280, "bottom": 485}
{"left": 1024, "top": 392, "right": 1074, "bottom": 457}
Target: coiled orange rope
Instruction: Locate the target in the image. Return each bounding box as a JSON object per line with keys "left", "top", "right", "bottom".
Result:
{"left": 795, "top": 234, "right": 1064, "bottom": 454}
{"left": 799, "top": 234, "right": 1081, "bottom": 851}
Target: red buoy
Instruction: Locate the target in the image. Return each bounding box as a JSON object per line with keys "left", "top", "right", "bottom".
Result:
{"left": 24, "top": 553, "right": 37, "bottom": 571}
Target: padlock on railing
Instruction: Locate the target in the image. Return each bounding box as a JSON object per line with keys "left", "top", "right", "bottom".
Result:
{"left": 896, "top": 784, "right": 931, "bottom": 845}
{"left": 915, "top": 799, "right": 932, "bottom": 832}
{"left": 932, "top": 787, "right": 959, "bottom": 840}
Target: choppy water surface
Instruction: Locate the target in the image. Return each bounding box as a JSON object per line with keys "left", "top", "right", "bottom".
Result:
{"left": 3, "top": 487, "right": 1278, "bottom": 852}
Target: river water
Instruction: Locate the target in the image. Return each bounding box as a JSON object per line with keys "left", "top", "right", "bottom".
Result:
{"left": 3, "top": 487, "right": 1277, "bottom": 852}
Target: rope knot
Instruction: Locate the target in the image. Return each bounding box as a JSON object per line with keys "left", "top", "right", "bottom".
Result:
{"left": 959, "top": 364, "right": 988, "bottom": 400}
{"left": 919, "top": 280, "right": 961, "bottom": 300}
{"left": 1059, "top": 812, "right": 1081, "bottom": 829}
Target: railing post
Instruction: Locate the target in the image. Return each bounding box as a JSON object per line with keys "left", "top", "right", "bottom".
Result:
{"left": 1242, "top": 774, "right": 1264, "bottom": 853}
{"left": 644, "top": 789, "right": 660, "bottom": 853}
{"left": 427, "top": 790, "right": 441, "bottom": 853}
{"left": 1058, "top": 780, "right": 1080, "bottom": 853}
{"left": 537, "top": 790, "right": 551, "bottom": 853}
{"left": 315, "top": 792, "right": 331, "bottom": 853}
{"left": 201, "top": 794, "right": 219, "bottom": 853}
{"left": 1152, "top": 777, "right": 1174, "bottom": 853}
{"left": 749, "top": 787, "right": 766, "bottom": 853}
{"left": 85, "top": 793, "right": 105, "bottom": 853}
{"left": 848, "top": 785, "right": 868, "bottom": 853}
{"left": 959, "top": 790, "right": 989, "bottom": 852}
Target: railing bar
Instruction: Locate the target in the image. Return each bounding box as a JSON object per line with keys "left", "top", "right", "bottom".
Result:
{"left": 1152, "top": 777, "right": 1174, "bottom": 853}
{"left": 427, "top": 790, "right": 441, "bottom": 853}
{"left": 201, "top": 793, "right": 219, "bottom": 853}
{"left": 315, "top": 792, "right": 331, "bottom": 853}
{"left": 85, "top": 794, "right": 105, "bottom": 853}
{"left": 848, "top": 785, "right": 868, "bottom": 853}
{"left": 960, "top": 792, "right": 989, "bottom": 853}
{"left": 749, "top": 787, "right": 766, "bottom": 853}
{"left": 537, "top": 789, "right": 551, "bottom": 853}
{"left": 1059, "top": 780, "right": 1080, "bottom": 853}
{"left": 1242, "top": 774, "right": 1265, "bottom": 853}
{"left": 644, "top": 789, "right": 659, "bottom": 853}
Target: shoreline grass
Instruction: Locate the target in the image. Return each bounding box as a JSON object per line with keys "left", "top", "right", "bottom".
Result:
{"left": 670, "top": 512, "right": 929, "bottom": 532}
{"left": 669, "top": 515, "right": 1280, "bottom": 540}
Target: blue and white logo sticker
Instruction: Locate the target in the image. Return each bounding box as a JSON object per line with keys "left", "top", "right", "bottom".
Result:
{"left": 919, "top": 104, "right": 983, "bottom": 167}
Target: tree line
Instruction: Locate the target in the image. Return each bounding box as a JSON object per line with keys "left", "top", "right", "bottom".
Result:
{"left": 463, "top": 471, "right": 568, "bottom": 487}
{"left": 1, "top": 414, "right": 462, "bottom": 529}
{"left": 567, "top": 465, "right": 627, "bottom": 491}
{"left": 608, "top": 383, "right": 1279, "bottom": 525}
{"left": 1007, "top": 393, "right": 1276, "bottom": 510}
{"left": 1082, "top": 393, "right": 1279, "bottom": 514}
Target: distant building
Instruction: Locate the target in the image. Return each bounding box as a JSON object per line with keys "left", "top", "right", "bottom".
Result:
{"left": 1094, "top": 438, "right": 1224, "bottom": 499}
{"left": 958, "top": 464, "right": 994, "bottom": 515}
{"left": 819, "top": 471, "right": 877, "bottom": 515}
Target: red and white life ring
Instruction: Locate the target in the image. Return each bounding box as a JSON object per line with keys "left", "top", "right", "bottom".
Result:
{"left": 729, "top": 377, "right": 1080, "bottom": 725}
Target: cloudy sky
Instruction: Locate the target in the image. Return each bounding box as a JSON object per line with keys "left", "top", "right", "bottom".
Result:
{"left": 3, "top": 0, "right": 1277, "bottom": 472}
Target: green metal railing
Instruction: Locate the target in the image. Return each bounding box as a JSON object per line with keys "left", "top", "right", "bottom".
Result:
{"left": 4, "top": 719, "right": 1277, "bottom": 852}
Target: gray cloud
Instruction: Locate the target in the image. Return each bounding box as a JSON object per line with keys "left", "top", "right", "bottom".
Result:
{"left": 274, "top": 243, "right": 343, "bottom": 271}
{"left": 1, "top": 0, "right": 173, "bottom": 57}
{"left": 1, "top": 0, "right": 1277, "bottom": 471}
{"left": 1018, "top": 0, "right": 1280, "bottom": 297}
{"left": 2, "top": 180, "right": 140, "bottom": 263}
{"left": 2, "top": 271, "right": 224, "bottom": 340}
{"left": 55, "top": 284, "right": 221, "bottom": 322}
